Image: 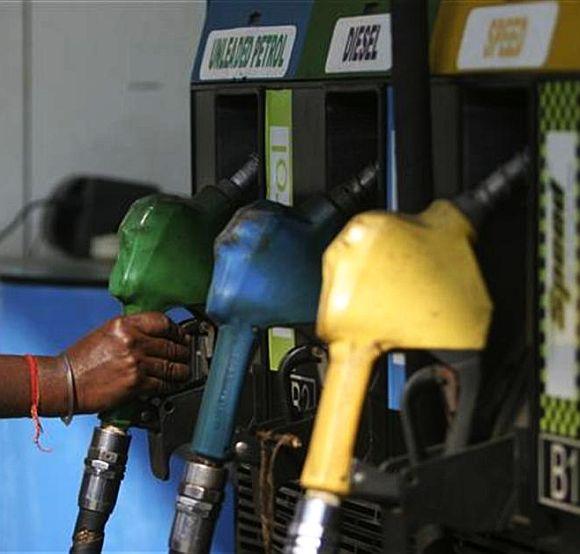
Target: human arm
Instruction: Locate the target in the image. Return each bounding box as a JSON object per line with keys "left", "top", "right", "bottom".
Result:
{"left": 0, "top": 312, "right": 191, "bottom": 418}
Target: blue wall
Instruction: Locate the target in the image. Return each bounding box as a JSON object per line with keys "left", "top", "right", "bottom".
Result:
{"left": 0, "top": 282, "right": 233, "bottom": 553}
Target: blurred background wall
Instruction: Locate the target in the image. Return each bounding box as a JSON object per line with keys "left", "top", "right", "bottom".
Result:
{"left": 0, "top": 0, "right": 206, "bottom": 258}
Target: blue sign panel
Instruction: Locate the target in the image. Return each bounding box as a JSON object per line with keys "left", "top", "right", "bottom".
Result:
{"left": 192, "top": 0, "right": 314, "bottom": 83}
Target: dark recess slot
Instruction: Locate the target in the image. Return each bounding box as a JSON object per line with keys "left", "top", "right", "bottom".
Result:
{"left": 461, "top": 87, "right": 531, "bottom": 443}
{"left": 326, "top": 90, "right": 381, "bottom": 208}
{"left": 216, "top": 94, "right": 259, "bottom": 181}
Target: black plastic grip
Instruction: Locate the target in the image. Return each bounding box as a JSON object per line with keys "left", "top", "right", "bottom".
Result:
{"left": 215, "top": 153, "right": 259, "bottom": 205}
{"left": 454, "top": 150, "right": 530, "bottom": 230}
{"left": 327, "top": 163, "right": 378, "bottom": 217}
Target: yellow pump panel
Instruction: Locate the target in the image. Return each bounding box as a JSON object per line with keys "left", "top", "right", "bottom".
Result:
{"left": 302, "top": 201, "right": 493, "bottom": 495}
{"left": 431, "top": 0, "right": 580, "bottom": 74}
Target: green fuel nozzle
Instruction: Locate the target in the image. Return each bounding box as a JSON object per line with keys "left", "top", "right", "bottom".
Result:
{"left": 109, "top": 154, "right": 259, "bottom": 316}
{"left": 70, "top": 155, "right": 259, "bottom": 554}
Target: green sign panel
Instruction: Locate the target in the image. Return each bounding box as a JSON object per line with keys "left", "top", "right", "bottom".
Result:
{"left": 266, "top": 89, "right": 296, "bottom": 371}
{"left": 295, "top": 0, "right": 442, "bottom": 80}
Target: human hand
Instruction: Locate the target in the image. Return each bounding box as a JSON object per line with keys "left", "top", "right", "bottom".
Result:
{"left": 65, "top": 312, "right": 191, "bottom": 413}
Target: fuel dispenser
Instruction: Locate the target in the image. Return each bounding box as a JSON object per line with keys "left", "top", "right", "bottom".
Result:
{"left": 426, "top": 2, "right": 580, "bottom": 552}
{"left": 69, "top": 158, "right": 258, "bottom": 553}
{"left": 286, "top": 150, "right": 529, "bottom": 553}
{"left": 168, "top": 164, "right": 378, "bottom": 554}
{"left": 283, "top": 1, "right": 580, "bottom": 553}
{"left": 187, "top": 1, "right": 443, "bottom": 552}
{"left": 127, "top": 0, "right": 580, "bottom": 552}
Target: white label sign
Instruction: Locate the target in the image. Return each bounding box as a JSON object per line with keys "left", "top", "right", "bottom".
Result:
{"left": 457, "top": 1, "right": 558, "bottom": 70}
{"left": 200, "top": 25, "right": 296, "bottom": 81}
{"left": 290, "top": 374, "right": 318, "bottom": 413}
{"left": 325, "top": 14, "right": 391, "bottom": 74}
{"left": 539, "top": 436, "right": 580, "bottom": 515}
{"left": 544, "top": 131, "right": 578, "bottom": 400}
{"left": 272, "top": 326, "right": 294, "bottom": 340}
{"left": 268, "top": 126, "right": 292, "bottom": 206}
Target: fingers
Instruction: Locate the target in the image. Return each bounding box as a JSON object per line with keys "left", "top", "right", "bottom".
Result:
{"left": 139, "top": 376, "right": 187, "bottom": 396}
{"left": 139, "top": 356, "right": 190, "bottom": 384}
{"left": 125, "top": 312, "right": 191, "bottom": 345}
{"left": 107, "top": 313, "right": 195, "bottom": 401}
{"left": 140, "top": 336, "right": 190, "bottom": 363}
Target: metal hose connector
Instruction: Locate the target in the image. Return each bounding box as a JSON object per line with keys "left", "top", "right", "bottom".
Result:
{"left": 169, "top": 460, "right": 227, "bottom": 554}
{"left": 70, "top": 425, "right": 131, "bottom": 553}
{"left": 284, "top": 491, "right": 341, "bottom": 554}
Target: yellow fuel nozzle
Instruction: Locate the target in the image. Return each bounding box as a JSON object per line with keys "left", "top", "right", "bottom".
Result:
{"left": 300, "top": 150, "right": 529, "bottom": 498}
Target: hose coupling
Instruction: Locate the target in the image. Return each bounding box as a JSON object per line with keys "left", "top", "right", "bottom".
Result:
{"left": 78, "top": 425, "right": 130, "bottom": 514}
{"left": 284, "top": 490, "right": 341, "bottom": 554}
{"left": 169, "top": 459, "right": 227, "bottom": 554}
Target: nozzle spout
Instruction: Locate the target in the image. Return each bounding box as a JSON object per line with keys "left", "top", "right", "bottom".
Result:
{"left": 454, "top": 149, "right": 530, "bottom": 230}
{"left": 328, "top": 162, "right": 379, "bottom": 216}
{"left": 229, "top": 153, "right": 260, "bottom": 191}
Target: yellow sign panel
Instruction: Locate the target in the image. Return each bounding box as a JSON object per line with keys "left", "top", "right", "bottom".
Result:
{"left": 431, "top": 0, "right": 580, "bottom": 74}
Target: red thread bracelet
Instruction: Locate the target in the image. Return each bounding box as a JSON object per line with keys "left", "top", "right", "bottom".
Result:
{"left": 25, "top": 355, "right": 51, "bottom": 452}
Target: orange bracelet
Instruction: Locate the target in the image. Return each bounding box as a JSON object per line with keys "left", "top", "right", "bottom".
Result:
{"left": 25, "top": 355, "right": 51, "bottom": 452}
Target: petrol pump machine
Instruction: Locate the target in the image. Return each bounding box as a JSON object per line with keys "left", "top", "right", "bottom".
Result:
{"left": 76, "top": 0, "right": 580, "bottom": 553}
{"left": 428, "top": 2, "right": 580, "bottom": 552}
{"left": 192, "top": 0, "right": 580, "bottom": 552}
{"left": 189, "top": 2, "right": 396, "bottom": 552}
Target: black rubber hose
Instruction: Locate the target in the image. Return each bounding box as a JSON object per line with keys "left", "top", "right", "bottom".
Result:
{"left": 70, "top": 509, "right": 107, "bottom": 553}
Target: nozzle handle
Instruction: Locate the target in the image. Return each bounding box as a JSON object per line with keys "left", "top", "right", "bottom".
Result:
{"left": 454, "top": 149, "right": 530, "bottom": 229}
{"left": 191, "top": 323, "right": 256, "bottom": 460}
{"left": 327, "top": 162, "right": 379, "bottom": 216}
